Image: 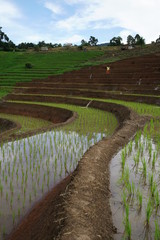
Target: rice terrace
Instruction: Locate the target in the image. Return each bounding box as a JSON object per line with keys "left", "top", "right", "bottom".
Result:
{"left": 0, "top": 42, "right": 160, "bottom": 240}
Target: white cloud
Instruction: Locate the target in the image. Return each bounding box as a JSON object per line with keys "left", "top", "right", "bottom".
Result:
{"left": 0, "top": 0, "right": 22, "bottom": 25}
{"left": 59, "top": 34, "right": 84, "bottom": 44}
{"left": 56, "top": 0, "right": 160, "bottom": 43}
{"left": 44, "top": 1, "right": 64, "bottom": 15}
{"left": 1, "top": 0, "right": 159, "bottom": 44}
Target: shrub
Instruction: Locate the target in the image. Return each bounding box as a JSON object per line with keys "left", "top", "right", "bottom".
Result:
{"left": 25, "top": 63, "right": 33, "bottom": 69}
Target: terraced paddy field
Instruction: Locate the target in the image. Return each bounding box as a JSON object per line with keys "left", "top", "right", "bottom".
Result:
{"left": 0, "top": 48, "right": 160, "bottom": 239}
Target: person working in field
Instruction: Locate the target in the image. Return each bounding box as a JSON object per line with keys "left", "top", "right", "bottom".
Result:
{"left": 106, "top": 66, "right": 110, "bottom": 74}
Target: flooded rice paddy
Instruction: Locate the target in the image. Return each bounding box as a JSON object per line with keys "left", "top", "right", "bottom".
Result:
{"left": 0, "top": 104, "right": 118, "bottom": 238}
{"left": 0, "top": 107, "right": 115, "bottom": 239}
{"left": 110, "top": 125, "right": 160, "bottom": 240}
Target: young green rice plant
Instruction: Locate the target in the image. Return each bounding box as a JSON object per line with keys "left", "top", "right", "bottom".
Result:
{"left": 151, "top": 181, "right": 157, "bottom": 198}
{"left": 150, "top": 119, "right": 154, "bottom": 134}
{"left": 148, "top": 142, "right": 152, "bottom": 160}
{"left": 122, "top": 190, "right": 127, "bottom": 207}
{"left": 121, "top": 150, "right": 126, "bottom": 171}
{"left": 155, "top": 190, "right": 160, "bottom": 211}
{"left": 123, "top": 203, "right": 131, "bottom": 240}
{"left": 145, "top": 199, "right": 152, "bottom": 226}
{"left": 131, "top": 181, "right": 135, "bottom": 196}
{"left": 135, "top": 130, "right": 141, "bottom": 148}
{"left": 142, "top": 158, "right": 147, "bottom": 180}
{"left": 128, "top": 141, "right": 133, "bottom": 155}
{"left": 154, "top": 220, "right": 160, "bottom": 240}
{"left": 152, "top": 151, "right": 156, "bottom": 169}
{"left": 149, "top": 173, "right": 153, "bottom": 190}
{"left": 136, "top": 189, "right": 143, "bottom": 210}
{"left": 140, "top": 143, "right": 144, "bottom": 157}
{"left": 134, "top": 150, "right": 140, "bottom": 167}
{"left": 121, "top": 165, "right": 130, "bottom": 186}
{"left": 24, "top": 186, "right": 26, "bottom": 196}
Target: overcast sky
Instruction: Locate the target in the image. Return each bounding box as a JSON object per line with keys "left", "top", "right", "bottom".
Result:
{"left": 0, "top": 0, "right": 159, "bottom": 45}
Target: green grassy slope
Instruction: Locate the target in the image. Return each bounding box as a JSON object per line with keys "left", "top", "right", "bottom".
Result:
{"left": 0, "top": 50, "right": 103, "bottom": 97}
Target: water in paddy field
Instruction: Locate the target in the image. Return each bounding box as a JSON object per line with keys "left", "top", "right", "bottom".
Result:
{"left": 110, "top": 134, "right": 160, "bottom": 240}
{"left": 0, "top": 130, "right": 105, "bottom": 239}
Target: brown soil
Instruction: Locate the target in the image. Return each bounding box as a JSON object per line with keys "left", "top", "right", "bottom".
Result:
{"left": 3, "top": 53, "right": 160, "bottom": 239}
{"left": 5, "top": 53, "right": 160, "bottom": 106}
{"left": 0, "top": 102, "right": 73, "bottom": 124}
{"left": 0, "top": 118, "right": 19, "bottom": 135}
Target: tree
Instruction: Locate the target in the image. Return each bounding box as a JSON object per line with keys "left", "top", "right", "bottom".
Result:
{"left": 17, "top": 42, "right": 35, "bottom": 49}
{"left": 38, "top": 41, "right": 46, "bottom": 47}
{"left": 0, "top": 27, "right": 9, "bottom": 42}
{"left": 110, "top": 36, "right": 122, "bottom": 46}
{"left": 134, "top": 34, "right": 145, "bottom": 46}
{"left": 127, "top": 35, "right": 135, "bottom": 46}
{"left": 0, "top": 27, "right": 15, "bottom": 51}
{"left": 88, "top": 36, "right": 98, "bottom": 46}
{"left": 81, "top": 39, "right": 89, "bottom": 46}
{"left": 156, "top": 35, "right": 160, "bottom": 43}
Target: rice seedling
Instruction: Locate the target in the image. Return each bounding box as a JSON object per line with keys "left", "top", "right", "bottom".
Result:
{"left": 121, "top": 165, "right": 130, "bottom": 185}
{"left": 123, "top": 204, "right": 131, "bottom": 240}
{"left": 155, "top": 190, "right": 160, "bottom": 211}
{"left": 121, "top": 150, "right": 126, "bottom": 171}
{"left": 151, "top": 181, "right": 157, "bottom": 198}
{"left": 148, "top": 142, "right": 152, "bottom": 160}
{"left": 152, "top": 152, "right": 156, "bottom": 169}
{"left": 155, "top": 220, "right": 160, "bottom": 240}
{"left": 145, "top": 199, "right": 152, "bottom": 226}
{"left": 133, "top": 150, "right": 140, "bottom": 166}
{"left": 122, "top": 190, "right": 127, "bottom": 207}
{"left": 142, "top": 158, "right": 147, "bottom": 180}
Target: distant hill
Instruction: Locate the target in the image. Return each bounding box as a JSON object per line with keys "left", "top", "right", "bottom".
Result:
{"left": 98, "top": 43, "right": 110, "bottom": 47}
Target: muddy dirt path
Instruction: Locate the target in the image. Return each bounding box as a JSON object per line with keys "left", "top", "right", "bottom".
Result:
{"left": 55, "top": 112, "right": 149, "bottom": 240}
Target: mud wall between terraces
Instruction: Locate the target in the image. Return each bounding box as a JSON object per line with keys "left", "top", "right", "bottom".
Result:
{"left": 0, "top": 118, "right": 17, "bottom": 134}
{"left": 0, "top": 102, "right": 73, "bottom": 124}
{"left": 4, "top": 95, "right": 130, "bottom": 124}
{"left": 6, "top": 92, "right": 160, "bottom": 106}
